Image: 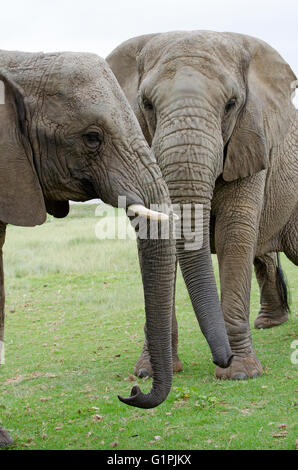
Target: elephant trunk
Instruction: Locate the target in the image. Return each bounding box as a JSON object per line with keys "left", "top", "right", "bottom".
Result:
{"left": 176, "top": 208, "right": 232, "bottom": 367}
{"left": 119, "top": 233, "right": 176, "bottom": 408}
{"left": 157, "top": 117, "right": 233, "bottom": 368}
{"left": 118, "top": 156, "right": 176, "bottom": 408}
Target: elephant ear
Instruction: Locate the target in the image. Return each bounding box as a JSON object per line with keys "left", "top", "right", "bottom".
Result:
{"left": 223, "top": 34, "right": 297, "bottom": 182}
{"left": 106, "top": 34, "right": 159, "bottom": 144}
{"left": 0, "top": 72, "right": 46, "bottom": 226}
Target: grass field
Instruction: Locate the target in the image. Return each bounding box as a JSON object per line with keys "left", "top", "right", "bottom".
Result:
{"left": 0, "top": 204, "right": 297, "bottom": 450}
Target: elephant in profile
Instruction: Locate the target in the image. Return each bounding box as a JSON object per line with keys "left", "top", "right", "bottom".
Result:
{"left": 107, "top": 31, "right": 298, "bottom": 381}
{"left": 0, "top": 49, "right": 229, "bottom": 445}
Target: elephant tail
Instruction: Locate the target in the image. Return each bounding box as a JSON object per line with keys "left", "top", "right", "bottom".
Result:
{"left": 276, "top": 252, "right": 290, "bottom": 313}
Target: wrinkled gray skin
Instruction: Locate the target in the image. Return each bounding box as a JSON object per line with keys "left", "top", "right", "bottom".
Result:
{"left": 0, "top": 51, "right": 179, "bottom": 446}
{"left": 107, "top": 31, "right": 298, "bottom": 380}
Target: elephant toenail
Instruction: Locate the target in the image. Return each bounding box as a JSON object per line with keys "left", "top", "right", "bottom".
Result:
{"left": 252, "top": 371, "right": 260, "bottom": 378}
{"left": 232, "top": 373, "right": 247, "bottom": 380}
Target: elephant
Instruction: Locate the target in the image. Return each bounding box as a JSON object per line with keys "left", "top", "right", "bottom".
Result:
{"left": 0, "top": 49, "right": 230, "bottom": 446}
{"left": 107, "top": 31, "right": 298, "bottom": 381}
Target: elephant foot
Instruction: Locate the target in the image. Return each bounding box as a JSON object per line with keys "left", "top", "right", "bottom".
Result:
{"left": 254, "top": 309, "right": 288, "bottom": 329}
{"left": 0, "top": 427, "right": 14, "bottom": 448}
{"left": 215, "top": 354, "right": 263, "bottom": 380}
{"left": 134, "top": 354, "right": 183, "bottom": 378}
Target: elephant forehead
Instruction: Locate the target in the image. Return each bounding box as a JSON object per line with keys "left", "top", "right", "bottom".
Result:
{"left": 139, "top": 31, "right": 244, "bottom": 77}
{"left": 39, "top": 86, "right": 134, "bottom": 135}
{"left": 0, "top": 51, "right": 108, "bottom": 95}
{"left": 34, "top": 53, "right": 127, "bottom": 120}
{"left": 43, "top": 53, "right": 114, "bottom": 98}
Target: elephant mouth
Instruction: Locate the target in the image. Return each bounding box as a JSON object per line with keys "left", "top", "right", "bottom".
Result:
{"left": 45, "top": 199, "right": 70, "bottom": 218}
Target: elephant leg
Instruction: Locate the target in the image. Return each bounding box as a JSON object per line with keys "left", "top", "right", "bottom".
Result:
{"left": 281, "top": 205, "right": 298, "bottom": 266}
{"left": 254, "top": 252, "right": 289, "bottom": 329}
{"left": 0, "top": 426, "right": 14, "bottom": 448}
{"left": 0, "top": 222, "right": 13, "bottom": 448}
{"left": 0, "top": 223, "right": 5, "bottom": 355}
{"left": 213, "top": 191, "right": 263, "bottom": 380}
{"left": 134, "top": 259, "right": 183, "bottom": 378}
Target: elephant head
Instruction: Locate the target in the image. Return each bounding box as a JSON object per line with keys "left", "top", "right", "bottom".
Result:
{"left": 0, "top": 51, "right": 176, "bottom": 408}
{"left": 107, "top": 31, "right": 296, "bottom": 366}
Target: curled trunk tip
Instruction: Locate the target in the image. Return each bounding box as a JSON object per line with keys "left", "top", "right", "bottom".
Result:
{"left": 118, "top": 382, "right": 171, "bottom": 409}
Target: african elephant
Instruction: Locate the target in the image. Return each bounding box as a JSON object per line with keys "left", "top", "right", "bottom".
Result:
{"left": 107, "top": 31, "right": 298, "bottom": 380}
{"left": 0, "top": 49, "right": 227, "bottom": 446}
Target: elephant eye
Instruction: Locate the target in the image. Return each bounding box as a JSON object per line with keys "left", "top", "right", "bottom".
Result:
{"left": 83, "top": 132, "right": 102, "bottom": 150}
{"left": 143, "top": 98, "right": 154, "bottom": 111}
{"left": 225, "top": 98, "right": 237, "bottom": 114}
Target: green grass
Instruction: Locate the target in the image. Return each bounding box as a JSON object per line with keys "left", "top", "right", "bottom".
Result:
{"left": 0, "top": 204, "right": 297, "bottom": 450}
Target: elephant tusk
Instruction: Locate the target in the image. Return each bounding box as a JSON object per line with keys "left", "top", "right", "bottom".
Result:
{"left": 127, "top": 204, "right": 179, "bottom": 221}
